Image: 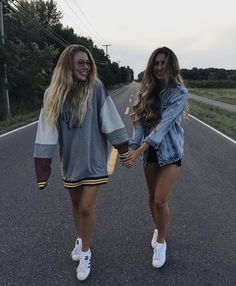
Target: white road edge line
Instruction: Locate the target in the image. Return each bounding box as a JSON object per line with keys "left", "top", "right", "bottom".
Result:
{"left": 1, "top": 114, "right": 235, "bottom": 146}
{"left": 0, "top": 121, "right": 38, "bottom": 138}
{"left": 189, "top": 114, "right": 236, "bottom": 145}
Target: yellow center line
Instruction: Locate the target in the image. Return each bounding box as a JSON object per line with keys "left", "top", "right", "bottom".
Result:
{"left": 107, "top": 147, "right": 118, "bottom": 175}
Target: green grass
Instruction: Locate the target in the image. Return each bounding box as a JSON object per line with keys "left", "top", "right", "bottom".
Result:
{"left": 189, "top": 88, "right": 236, "bottom": 105}
{"left": 189, "top": 99, "right": 236, "bottom": 140}
{"left": 0, "top": 111, "right": 40, "bottom": 135}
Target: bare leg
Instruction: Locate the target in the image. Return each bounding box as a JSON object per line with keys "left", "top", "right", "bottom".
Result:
{"left": 78, "top": 185, "right": 99, "bottom": 251}
{"left": 144, "top": 163, "right": 159, "bottom": 227}
{"left": 154, "top": 165, "right": 181, "bottom": 242}
{"left": 68, "top": 185, "right": 98, "bottom": 250}
{"left": 144, "top": 163, "right": 181, "bottom": 242}
{"left": 69, "top": 187, "right": 83, "bottom": 237}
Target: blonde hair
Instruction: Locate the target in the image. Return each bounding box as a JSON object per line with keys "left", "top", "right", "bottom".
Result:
{"left": 44, "top": 45, "right": 97, "bottom": 129}
{"left": 132, "top": 47, "right": 186, "bottom": 130}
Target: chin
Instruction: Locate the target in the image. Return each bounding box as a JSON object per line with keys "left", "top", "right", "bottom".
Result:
{"left": 78, "top": 76, "right": 87, "bottom": 81}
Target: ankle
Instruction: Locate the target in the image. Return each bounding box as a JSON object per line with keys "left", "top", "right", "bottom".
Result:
{"left": 81, "top": 248, "right": 91, "bottom": 254}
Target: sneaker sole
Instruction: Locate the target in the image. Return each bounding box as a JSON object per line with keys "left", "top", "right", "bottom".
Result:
{"left": 77, "top": 273, "right": 90, "bottom": 281}
{"left": 152, "top": 261, "right": 166, "bottom": 268}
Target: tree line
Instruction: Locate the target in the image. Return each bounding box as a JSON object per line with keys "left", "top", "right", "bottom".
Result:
{"left": 137, "top": 68, "right": 236, "bottom": 88}
{"left": 182, "top": 67, "right": 236, "bottom": 88}
{"left": 0, "top": 0, "right": 134, "bottom": 120}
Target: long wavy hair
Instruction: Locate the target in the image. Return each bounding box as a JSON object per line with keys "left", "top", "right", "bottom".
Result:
{"left": 132, "top": 47, "right": 185, "bottom": 131}
{"left": 44, "top": 45, "right": 97, "bottom": 129}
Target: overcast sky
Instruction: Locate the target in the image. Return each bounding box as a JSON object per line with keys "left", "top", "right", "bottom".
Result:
{"left": 56, "top": 0, "right": 236, "bottom": 78}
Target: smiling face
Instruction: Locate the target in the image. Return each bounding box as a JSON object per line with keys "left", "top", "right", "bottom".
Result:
{"left": 73, "top": 51, "right": 91, "bottom": 81}
{"left": 153, "top": 52, "right": 167, "bottom": 82}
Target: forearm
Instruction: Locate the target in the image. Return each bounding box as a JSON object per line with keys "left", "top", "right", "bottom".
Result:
{"left": 135, "top": 142, "right": 150, "bottom": 157}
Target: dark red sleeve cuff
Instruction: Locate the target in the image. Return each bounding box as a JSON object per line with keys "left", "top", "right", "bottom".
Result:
{"left": 113, "top": 141, "right": 129, "bottom": 154}
{"left": 34, "top": 158, "right": 52, "bottom": 189}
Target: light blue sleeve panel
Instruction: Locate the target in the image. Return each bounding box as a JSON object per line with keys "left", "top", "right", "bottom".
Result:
{"left": 34, "top": 90, "right": 58, "bottom": 158}
{"left": 100, "top": 96, "right": 129, "bottom": 145}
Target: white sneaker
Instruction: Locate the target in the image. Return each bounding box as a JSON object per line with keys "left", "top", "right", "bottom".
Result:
{"left": 71, "top": 237, "right": 82, "bottom": 261}
{"left": 152, "top": 241, "right": 167, "bottom": 268}
{"left": 76, "top": 250, "right": 91, "bottom": 281}
{"left": 151, "top": 229, "right": 158, "bottom": 248}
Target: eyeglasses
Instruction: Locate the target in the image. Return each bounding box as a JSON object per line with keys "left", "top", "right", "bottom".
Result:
{"left": 75, "top": 60, "right": 92, "bottom": 68}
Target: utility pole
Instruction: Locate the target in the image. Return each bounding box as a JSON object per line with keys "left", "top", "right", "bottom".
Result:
{"left": 0, "top": 0, "right": 11, "bottom": 120}
{"left": 102, "top": 44, "right": 111, "bottom": 57}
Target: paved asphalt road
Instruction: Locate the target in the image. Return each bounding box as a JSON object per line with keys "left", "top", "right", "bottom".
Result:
{"left": 0, "top": 83, "right": 236, "bottom": 286}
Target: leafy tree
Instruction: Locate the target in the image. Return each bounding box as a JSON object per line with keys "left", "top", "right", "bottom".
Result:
{"left": 137, "top": 71, "right": 144, "bottom": 82}
{"left": 1, "top": 0, "right": 134, "bottom": 119}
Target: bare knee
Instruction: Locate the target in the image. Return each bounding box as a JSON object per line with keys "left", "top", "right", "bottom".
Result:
{"left": 154, "top": 198, "right": 168, "bottom": 209}
{"left": 79, "top": 204, "right": 94, "bottom": 217}
{"left": 149, "top": 190, "right": 167, "bottom": 208}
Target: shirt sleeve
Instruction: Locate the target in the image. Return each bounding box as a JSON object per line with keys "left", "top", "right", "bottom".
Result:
{"left": 98, "top": 82, "right": 129, "bottom": 154}
{"left": 34, "top": 90, "right": 58, "bottom": 189}
{"left": 144, "top": 88, "right": 188, "bottom": 148}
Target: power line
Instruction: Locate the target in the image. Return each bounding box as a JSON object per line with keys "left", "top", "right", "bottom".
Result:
{"left": 71, "top": 0, "right": 109, "bottom": 45}
{"left": 7, "top": 0, "right": 109, "bottom": 65}
{"left": 55, "top": 0, "right": 89, "bottom": 37}
{"left": 63, "top": 0, "right": 103, "bottom": 46}
{"left": 9, "top": 0, "right": 70, "bottom": 47}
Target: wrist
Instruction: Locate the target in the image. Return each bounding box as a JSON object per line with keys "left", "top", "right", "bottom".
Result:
{"left": 119, "top": 150, "right": 131, "bottom": 159}
{"left": 138, "top": 142, "right": 149, "bottom": 155}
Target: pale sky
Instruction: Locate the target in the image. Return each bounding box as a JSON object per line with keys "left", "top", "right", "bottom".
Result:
{"left": 56, "top": 0, "right": 236, "bottom": 78}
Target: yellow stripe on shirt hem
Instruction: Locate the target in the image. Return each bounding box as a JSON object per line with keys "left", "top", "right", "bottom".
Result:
{"left": 64, "top": 178, "right": 108, "bottom": 188}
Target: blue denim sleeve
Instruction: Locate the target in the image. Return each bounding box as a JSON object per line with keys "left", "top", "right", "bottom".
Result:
{"left": 144, "top": 89, "right": 188, "bottom": 148}
{"left": 129, "top": 119, "right": 145, "bottom": 149}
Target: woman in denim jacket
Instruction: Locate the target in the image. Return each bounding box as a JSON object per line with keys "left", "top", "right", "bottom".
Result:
{"left": 122, "top": 47, "right": 188, "bottom": 268}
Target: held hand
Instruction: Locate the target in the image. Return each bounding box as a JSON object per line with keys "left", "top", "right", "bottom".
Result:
{"left": 120, "top": 149, "right": 133, "bottom": 168}
{"left": 121, "top": 149, "right": 139, "bottom": 168}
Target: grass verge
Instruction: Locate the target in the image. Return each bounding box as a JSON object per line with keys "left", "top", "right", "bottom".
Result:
{"left": 0, "top": 111, "right": 40, "bottom": 135}
{"left": 189, "top": 99, "right": 236, "bottom": 140}
{"left": 189, "top": 88, "right": 236, "bottom": 105}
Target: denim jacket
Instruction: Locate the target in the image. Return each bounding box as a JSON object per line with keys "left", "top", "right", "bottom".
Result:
{"left": 129, "top": 85, "right": 188, "bottom": 166}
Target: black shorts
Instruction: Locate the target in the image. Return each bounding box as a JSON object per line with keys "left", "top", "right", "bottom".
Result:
{"left": 146, "top": 147, "right": 182, "bottom": 167}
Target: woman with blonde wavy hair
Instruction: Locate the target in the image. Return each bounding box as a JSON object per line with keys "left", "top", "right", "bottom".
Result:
{"left": 34, "top": 44, "right": 130, "bottom": 281}
{"left": 122, "top": 47, "right": 188, "bottom": 268}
